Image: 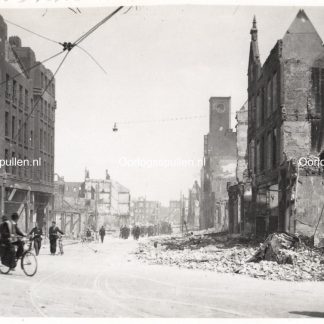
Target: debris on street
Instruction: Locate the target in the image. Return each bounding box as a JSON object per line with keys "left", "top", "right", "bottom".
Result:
{"left": 134, "top": 232, "right": 324, "bottom": 281}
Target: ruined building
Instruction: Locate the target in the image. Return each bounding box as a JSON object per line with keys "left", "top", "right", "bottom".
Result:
{"left": 246, "top": 10, "right": 324, "bottom": 244}
{"left": 227, "top": 102, "right": 250, "bottom": 234}
{"left": 187, "top": 180, "right": 200, "bottom": 231}
{"left": 0, "top": 16, "right": 56, "bottom": 234}
{"left": 200, "top": 97, "right": 237, "bottom": 230}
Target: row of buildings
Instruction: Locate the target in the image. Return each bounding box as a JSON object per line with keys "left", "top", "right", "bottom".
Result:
{"left": 195, "top": 10, "right": 324, "bottom": 245}
{"left": 0, "top": 16, "right": 55, "bottom": 235}
{"left": 53, "top": 170, "right": 131, "bottom": 236}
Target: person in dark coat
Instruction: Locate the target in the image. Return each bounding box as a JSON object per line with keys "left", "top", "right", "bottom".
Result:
{"left": 49, "top": 221, "right": 64, "bottom": 255}
{"left": 0, "top": 213, "right": 26, "bottom": 269}
{"left": 10, "top": 213, "right": 26, "bottom": 259}
{"left": 29, "top": 223, "right": 43, "bottom": 256}
{"left": 99, "top": 226, "right": 106, "bottom": 243}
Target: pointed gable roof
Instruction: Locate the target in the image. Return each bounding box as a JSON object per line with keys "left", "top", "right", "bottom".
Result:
{"left": 282, "top": 9, "right": 324, "bottom": 65}
{"left": 286, "top": 9, "right": 321, "bottom": 37}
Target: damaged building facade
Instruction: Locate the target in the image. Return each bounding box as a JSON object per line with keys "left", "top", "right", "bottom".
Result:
{"left": 200, "top": 97, "right": 237, "bottom": 231}
{"left": 245, "top": 10, "right": 324, "bottom": 244}
{"left": 0, "top": 17, "right": 56, "bottom": 235}
{"left": 227, "top": 102, "right": 251, "bottom": 234}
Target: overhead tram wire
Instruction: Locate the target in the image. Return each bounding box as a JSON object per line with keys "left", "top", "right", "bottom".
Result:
{"left": 0, "top": 50, "right": 64, "bottom": 88}
{"left": 4, "top": 19, "right": 60, "bottom": 45}
{"left": 13, "top": 51, "right": 70, "bottom": 142}
{"left": 75, "top": 45, "right": 107, "bottom": 74}
{"left": 72, "top": 6, "right": 124, "bottom": 46}
{"left": 118, "top": 115, "right": 208, "bottom": 125}
{"left": 8, "top": 6, "right": 126, "bottom": 138}
{"left": 4, "top": 6, "right": 125, "bottom": 77}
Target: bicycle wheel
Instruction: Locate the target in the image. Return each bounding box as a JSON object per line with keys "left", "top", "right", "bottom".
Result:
{"left": 0, "top": 263, "right": 10, "bottom": 274}
{"left": 21, "top": 251, "right": 37, "bottom": 277}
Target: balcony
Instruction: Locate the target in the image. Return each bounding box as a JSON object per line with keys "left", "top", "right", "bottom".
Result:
{"left": 5, "top": 92, "right": 11, "bottom": 101}
{"left": 19, "top": 100, "right": 23, "bottom": 109}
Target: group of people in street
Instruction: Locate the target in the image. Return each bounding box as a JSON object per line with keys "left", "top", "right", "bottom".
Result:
{"left": 119, "top": 222, "right": 172, "bottom": 241}
{"left": 120, "top": 225, "right": 130, "bottom": 239}
{"left": 0, "top": 213, "right": 65, "bottom": 270}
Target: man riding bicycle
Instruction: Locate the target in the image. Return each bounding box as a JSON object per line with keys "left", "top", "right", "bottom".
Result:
{"left": 0, "top": 213, "right": 27, "bottom": 269}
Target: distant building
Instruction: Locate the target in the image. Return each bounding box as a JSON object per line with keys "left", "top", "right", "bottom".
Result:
{"left": 84, "top": 171, "right": 130, "bottom": 228}
{"left": 0, "top": 16, "right": 56, "bottom": 235}
{"left": 53, "top": 175, "right": 84, "bottom": 238}
{"left": 168, "top": 200, "right": 181, "bottom": 226}
{"left": 200, "top": 97, "right": 237, "bottom": 231}
{"left": 132, "top": 197, "right": 161, "bottom": 225}
{"left": 187, "top": 180, "right": 200, "bottom": 231}
{"left": 53, "top": 171, "right": 130, "bottom": 233}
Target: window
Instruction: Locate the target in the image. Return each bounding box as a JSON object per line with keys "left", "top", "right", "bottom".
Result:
{"left": 30, "top": 130, "right": 33, "bottom": 147}
{"left": 12, "top": 80, "right": 17, "bottom": 101}
{"left": 18, "top": 154, "right": 22, "bottom": 177}
{"left": 260, "top": 136, "right": 265, "bottom": 172}
{"left": 267, "top": 132, "right": 272, "bottom": 170}
{"left": 11, "top": 116, "right": 15, "bottom": 139}
{"left": 44, "top": 131, "right": 47, "bottom": 151}
{"left": 272, "top": 128, "right": 278, "bottom": 168}
{"left": 256, "top": 140, "right": 260, "bottom": 173}
{"left": 44, "top": 161, "right": 46, "bottom": 181}
{"left": 4, "top": 149, "right": 9, "bottom": 173}
{"left": 261, "top": 87, "right": 265, "bottom": 124}
{"left": 267, "top": 79, "right": 272, "bottom": 117}
{"left": 24, "top": 156, "right": 28, "bottom": 177}
{"left": 18, "top": 119, "right": 22, "bottom": 143}
{"left": 11, "top": 151, "right": 16, "bottom": 175}
{"left": 272, "top": 73, "right": 278, "bottom": 111}
{"left": 5, "top": 74, "right": 10, "bottom": 96}
{"left": 5, "top": 112, "right": 9, "bottom": 137}
{"left": 312, "top": 67, "right": 324, "bottom": 114}
{"left": 40, "top": 129, "right": 43, "bottom": 149}
{"left": 19, "top": 85, "right": 23, "bottom": 104}
{"left": 256, "top": 93, "right": 261, "bottom": 128}
{"left": 41, "top": 72, "right": 44, "bottom": 89}
{"left": 24, "top": 122, "right": 27, "bottom": 146}
{"left": 40, "top": 99, "right": 43, "bottom": 117}
{"left": 24, "top": 89, "right": 28, "bottom": 109}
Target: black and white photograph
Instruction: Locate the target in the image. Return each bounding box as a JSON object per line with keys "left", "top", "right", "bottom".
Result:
{"left": 0, "top": 0, "right": 323, "bottom": 320}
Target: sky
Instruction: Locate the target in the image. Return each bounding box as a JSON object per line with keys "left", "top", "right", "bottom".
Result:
{"left": 2, "top": 5, "right": 324, "bottom": 205}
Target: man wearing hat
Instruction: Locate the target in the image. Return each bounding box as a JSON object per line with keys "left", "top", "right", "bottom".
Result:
{"left": 49, "top": 221, "right": 64, "bottom": 255}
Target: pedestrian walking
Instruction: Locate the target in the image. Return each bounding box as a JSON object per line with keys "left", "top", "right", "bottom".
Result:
{"left": 99, "top": 225, "right": 106, "bottom": 243}
{"left": 49, "top": 221, "right": 64, "bottom": 255}
{"left": 29, "top": 222, "right": 43, "bottom": 256}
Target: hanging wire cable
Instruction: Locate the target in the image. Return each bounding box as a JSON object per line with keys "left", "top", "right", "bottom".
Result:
{"left": 13, "top": 51, "right": 70, "bottom": 142}
{"left": 4, "top": 19, "right": 60, "bottom": 45}
{"left": 118, "top": 115, "right": 208, "bottom": 125}
{"left": 75, "top": 45, "right": 107, "bottom": 74}
{"left": 0, "top": 50, "right": 64, "bottom": 88}
{"left": 73, "top": 6, "right": 124, "bottom": 46}
{"left": 7, "top": 6, "right": 125, "bottom": 139}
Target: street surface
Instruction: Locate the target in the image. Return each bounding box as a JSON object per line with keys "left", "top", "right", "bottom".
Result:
{"left": 0, "top": 237, "right": 323, "bottom": 318}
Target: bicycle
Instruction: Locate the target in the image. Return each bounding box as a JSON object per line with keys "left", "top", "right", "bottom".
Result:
{"left": 0, "top": 237, "right": 38, "bottom": 277}
{"left": 57, "top": 234, "right": 64, "bottom": 255}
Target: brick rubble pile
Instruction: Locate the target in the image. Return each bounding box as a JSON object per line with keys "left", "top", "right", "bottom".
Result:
{"left": 134, "top": 233, "right": 324, "bottom": 281}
